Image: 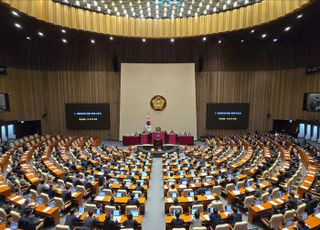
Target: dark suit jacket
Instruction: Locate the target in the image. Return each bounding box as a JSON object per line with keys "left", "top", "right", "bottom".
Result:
{"left": 61, "top": 190, "right": 72, "bottom": 202}
{"left": 103, "top": 219, "right": 120, "bottom": 230}
{"left": 65, "top": 214, "right": 79, "bottom": 229}
{"left": 127, "top": 198, "right": 139, "bottom": 206}
{"left": 171, "top": 218, "right": 185, "bottom": 228}
{"left": 209, "top": 213, "right": 222, "bottom": 228}
{"left": 229, "top": 213, "right": 242, "bottom": 226}
{"left": 122, "top": 219, "right": 139, "bottom": 229}
{"left": 83, "top": 216, "right": 97, "bottom": 230}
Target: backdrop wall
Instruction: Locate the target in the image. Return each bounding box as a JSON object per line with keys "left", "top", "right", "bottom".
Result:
{"left": 119, "top": 63, "right": 197, "bottom": 140}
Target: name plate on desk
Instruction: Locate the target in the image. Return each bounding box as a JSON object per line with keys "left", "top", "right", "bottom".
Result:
{"left": 42, "top": 207, "right": 52, "bottom": 213}
{"left": 95, "top": 196, "right": 105, "bottom": 201}
{"left": 256, "top": 205, "right": 265, "bottom": 210}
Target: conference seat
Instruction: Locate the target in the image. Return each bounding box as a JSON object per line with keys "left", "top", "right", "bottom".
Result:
{"left": 10, "top": 210, "right": 20, "bottom": 224}
{"left": 270, "top": 188, "right": 280, "bottom": 199}
{"left": 260, "top": 213, "right": 283, "bottom": 229}
{"left": 283, "top": 209, "right": 295, "bottom": 222}
{"left": 215, "top": 223, "right": 230, "bottom": 230}
{"left": 56, "top": 224, "right": 70, "bottom": 230}
{"left": 85, "top": 203, "right": 97, "bottom": 213}
{"left": 167, "top": 190, "right": 179, "bottom": 198}
{"left": 212, "top": 186, "right": 222, "bottom": 196}
{"left": 296, "top": 203, "right": 307, "bottom": 217}
{"left": 30, "top": 189, "right": 38, "bottom": 200}
{"left": 191, "top": 204, "right": 204, "bottom": 213}
{"left": 225, "top": 184, "right": 235, "bottom": 194}
{"left": 57, "top": 179, "right": 65, "bottom": 187}
{"left": 0, "top": 208, "right": 7, "bottom": 223}
{"left": 232, "top": 221, "right": 248, "bottom": 230}
{"left": 193, "top": 227, "right": 207, "bottom": 230}
{"left": 76, "top": 185, "right": 89, "bottom": 197}
{"left": 39, "top": 193, "right": 51, "bottom": 205}
{"left": 208, "top": 201, "right": 224, "bottom": 211}
{"left": 260, "top": 192, "right": 269, "bottom": 202}
{"left": 237, "top": 181, "right": 245, "bottom": 189}
{"left": 53, "top": 197, "right": 72, "bottom": 213}
{"left": 169, "top": 206, "right": 183, "bottom": 216}
{"left": 102, "top": 189, "right": 113, "bottom": 196}
{"left": 243, "top": 195, "right": 255, "bottom": 209}
{"left": 105, "top": 205, "right": 116, "bottom": 215}
{"left": 132, "top": 190, "right": 143, "bottom": 198}
{"left": 183, "top": 189, "right": 193, "bottom": 197}
{"left": 121, "top": 228, "right": 134, "bottom": 230}
{"left": 125, "top": 205, "right": 138, "bottom": 215}
{"left": 66, "top": 182, "right": 74, "bottom": 188}
{"left": 172, "top": 228, "right": 186, "bottom": 230}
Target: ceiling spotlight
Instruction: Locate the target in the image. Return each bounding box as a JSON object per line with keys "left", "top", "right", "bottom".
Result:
{"left": 240, "top": 39, "right": 244, "bottom": 43}
{"left": 202, "top": 37, "right": 207, "bottom": 41}
{"left": 109, "top": 36, "right": 114, "bottom": 40}
{"left": 26, "top": 36, "right": 31, "bottom": 40}
{"left": 62, "top": 38, "right": 68, "bottom": 43}
{"left": 296, "top": 14, "right": 303, "bottom": 19}
{"left": 284, "top": 26, "right": 291, "bottom": 32}
{"left": 38, "top": 31, "right": 44, "bottom": 37}
{"left": 61, "top": 29, "right": 67, "bottom": 33}
{"left": 14, "top": 23, "right": 22, "bottom": 29}
{"left": 11, "top": 11, "right": 19, "bottom": 17}
{"left": 261, "top": 33, "right": 267, "bottom": 39}
{"left": 142, "top": 38, "right": 146, "bottom": 42}
{"left": 273, "top": 38, "right": 278, "bottom": 42}
{"left": 218, "top": 40, "right": 222, "bottom": 44}
{"left": 250, "top": 29, "right": 255, "bottom": 33}
{"left": 170, "top": 38, "right": 175, "bottom": 43}
{"left": 90, "top": 39, "right": 95, "bottom": 44}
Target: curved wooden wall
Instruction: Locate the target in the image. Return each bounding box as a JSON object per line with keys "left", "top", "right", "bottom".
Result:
{"left": 2, "top": 0, "right": 310, "bottom": 38}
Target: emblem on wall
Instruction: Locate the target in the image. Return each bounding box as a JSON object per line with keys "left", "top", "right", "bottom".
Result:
{"left": 150, "top": 95, "right": 167, "bottom": 111}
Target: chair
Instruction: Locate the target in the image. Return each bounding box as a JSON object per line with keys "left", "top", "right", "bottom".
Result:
{"left": 225, "top": 183, "right": 235, "bottom": 192}
{"left": 85, "top": 203, "right": 97, "bottom": 212}
{"left": 172, "top": 228, "right": 186, "bottom": 230}
{"left": 0, "top": 208, "right": 7, "bottom": 222}
{"left": 53, "top": 197, "right": 72, "bottom": 212}
{"left": 233, "top": 221, "right": 248, "bottom": 230}
{"left": 296, "top": 203, "right": 307, "bottom": 217}
{"left": 132, "top": 190, "right": 142, "bottom": 198}
{"left": 167, "top": 190, "right": 178, "bottom": 198}
{"left": 39, "top": 193, "right": 50, "bottom": 205}
{"left": 191, "top": 204, "right": 204, "bottom": 213}
{"left": 125, "top": 205, "right": 138, "bottom": 214}
{"left": 76, "top": 185, "right": 88, "bottom": 197}
{"left": 243, "top": 195, "right": 255, "bottom": 208}
{"left": 260, "top": 192, "right": 269, "bottom": 202}
{"left": 208, "top": 201, "right": 224, "bottom": 211}
{"left": 10, "top": 210, "right": 21, "bottom": 223}
{"left": 117, "top": 189, "right": 128, "bottom": 197}
{"left": 212, "top": 186, "right": 222, "bottom": 196}
{"left": 237, "top": 181, "right": 245, "bottom": 188}
{"left": 261, "top": 213, "right": 283, "bottom": 229}
{"left": 30, "top": 189, "right": 38, "bottom": 200}
{"left": 57, "top": 179, "right": 65, "bottom": 187}
{"left": 283, "top": 209, "right": 295, "bottom": 222}
{"left": 56, "top": 225, "right": 70, "bottom": 230}
{"left": 105, "top": 205, "right": 116, "bottom": 215}
{"left": 169, "top": 205, "right": 183, "bottom": 216}
{"left": 102, "top": 189, "right": 113, "bottom": 196}
{"left": 215, "top": 223, "right": 230, "bottom": 230}
{"left": 193, "top": 227, "right": 207, "bottom": 230}
{"left": 183, "top": 189, "right": 193, "bottom": 197}
{"left": 271, "top": 188, "right": 280, "bottom": 199}
{"left": 66, "top": 182, "right": 74, "bottom": 188}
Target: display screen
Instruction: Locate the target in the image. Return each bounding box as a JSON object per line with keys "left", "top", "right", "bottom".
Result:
{"left": 206, "top": 103, "right": 250, "bottom": 129}
{"left": 65, "top": 103, "right": 110, "bottom": 129}
{"left": 0, "top": 93, "right": 9, "bottom": 112}
{"left": 303, "top": 93, "right": 320, "bottom": 112}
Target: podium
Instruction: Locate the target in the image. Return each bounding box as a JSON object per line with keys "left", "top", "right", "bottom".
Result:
{"left": 153, "top": 139, "right": 163, "bottom": 148}
{"left": 152, "top": 132, "right": 165, "bottom": 143}
{"left": 140, "top": 134, "right": 149, "bottom": 145}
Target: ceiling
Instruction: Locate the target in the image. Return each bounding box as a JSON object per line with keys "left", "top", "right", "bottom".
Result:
{"left": 52, "top": 0, "right": 262, "bottom": 19}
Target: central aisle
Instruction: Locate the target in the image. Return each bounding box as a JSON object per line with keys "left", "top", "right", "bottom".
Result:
{"left": 142, "top": 158, "right": 165, "bottom": 230}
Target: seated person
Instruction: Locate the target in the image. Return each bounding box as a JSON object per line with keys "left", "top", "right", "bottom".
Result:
{"left": 195, "top": 183, "right": 208, "bottom": 195}
{"left": 64, "top": 209, "right": 79, "bottom": 230}
{"left": 61, "top": 185, "right": 72, "bottom": 202}
{"left": 103, "top": 214, "right": 120, "bottom": 230}
{"left": 296, "top": 218, "right": 311, "bottom": 230}
{"left": 122, "top": 213, "right": 139, "bottom": 230}
{"left": 208, "top": 208, "right": 222, "bottom": 228}
{"left": 83, "top": 210, "right": 97, "bottom": 230}
{"left": 189, "top": 210, "right": 203, "bottom": 229}
{"left": 47, "top": 184, "right": 57, "bottom": 199}
{"left": 171, "top": 211, "right": 185, "bottom": 228}
{"left": 127, "top": 193, "right": 139, "bottom": 206}
{"left": 168, "top": 184, "right": 178, "bottom": 196}
{"left": 227, "top": 207, "right": 242, "bottom": 227}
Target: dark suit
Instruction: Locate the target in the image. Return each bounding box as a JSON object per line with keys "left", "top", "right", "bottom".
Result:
{"left": 61, "top": 190, "right": 72, "bottom": 202}
{"left": 122, "top": 219, "right": 139, "bottom": 229}
{"left": 209, "top": 213, "right": 222, "bottom": 228}
{"left": 229, "top": 213, "right": 242, "bottom": 226}
{"left": 83, "top": 216, "right": 97, "bottom": 230}
{"left": 104, "top": 219, "right": 120, "bottom": 230}
{"left": 127, "top": 198, "right": 139, "bottom": 206}
{"left": 171, "top": 218, "right": 185, "bottom": 228}
{"left": 64, "top": 214, "right": 79, "bottom": 229}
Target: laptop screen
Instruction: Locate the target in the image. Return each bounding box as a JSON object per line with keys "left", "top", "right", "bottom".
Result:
{"left": 205, "top": 190, "right": 211, "bottom": 196}
{"left": 181, "top": 180, "right": 188, "bottom": 185}
{"left": 172, "top": 193, "right": 178, "bottom": 198}
{"left": 98, "top": 192, "right": 105, "bottom": 196}
{"left": 131, "top": 210, "right": 139, "bottom": 217}
{"left": 189, "top": 192, "right": 195, "bottom": 197}
{"left": 79, "top": 207, "right": 85, "bottom": 214}
{"left": 254, "top": 200, "right": 260, "bottom": 205}
{"left": 285, "top": 219, "right": 293, "bottom": 227}
{"left": 191, "top": 209, "right": 197, "bottom": 215}
{"left": 37, "top": 198, "right": 43, "bottom": 204}
{"left": 113, "top": 210, "right": 120, "bottom": 216}
{"left": 116, "top": 192, "right": 122, "bottom": 198}
{"left": 225, "top": 205, "right": 231, "bottom": 212}
{"left": 48, "top": 202, "right": 55, "bottom": 208}
{"left": 302, "top": 212, "right": 308, "bottom": 220}
{"left": 134, "top": 194, "right": 140, "bottom": 199}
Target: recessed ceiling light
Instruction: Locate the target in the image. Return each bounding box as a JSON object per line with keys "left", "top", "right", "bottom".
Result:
{"left": 38, "top": 31, "right": 44, "bottom": 37}
{"left": 273, "top": 38, "right": 278, "bottom": 42}
{"left": 297, "top": 14, "right": 303, "bottom": 19}
{"left": 14, "top": 23, "right": 22, "bottom": 29}
{"left": 250, "top": 29, "right": 255, "bottom": 33}
{"left": 62, "top": 38, "right": 67, "bottom": 43}
{"left": 284, "top": 26, "right": 291, "bottom": 32}
{"left": 218, "top": 40, "right": 222, "bottom": 44}
{"left": 261, "top": 33, "right": 267, "bottom": 39}
{"left": 109, "top": 36, "right": 114, "bottom": 40}
{"left": 12, "top": 11, "right": 19, "bottom": 17}
{"left": 170, "top": 38, "right": 175, "bottom": 43}
{"left": 61, "top": 29, "right": 67, "bottom": 33}
{"left": 90, "top": 39, "right": 95, "bottom": 44}
{"left": 142, "top": 38, "right": 146, "bottom": 42}
{"left": 240, "top": 39, "right": 244, "bottom": 43}
{"left": 202, "top": 37, "right": 207, "bottom": 41}
{"left": 26, "top": 36, "right": 31, "bottom": 40}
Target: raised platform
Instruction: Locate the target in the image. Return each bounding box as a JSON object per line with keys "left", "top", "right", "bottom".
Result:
{"left": 137, "top": 144, "right": 179, "bottom": 157}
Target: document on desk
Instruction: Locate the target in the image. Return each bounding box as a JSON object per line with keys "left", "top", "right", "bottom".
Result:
{"left": 269, "top": 201, "right": 277, "bottom": 206}
{"left": 205, "top": 195, "right": 214, "bottom": 199}
{"left": 166, "top": 198, "right": 173, "bottom": 203}
{"left": 256, "top": 205, "right": 265, "bottom": 210}
{"left": 233, "top": 190, "right": 241, "bottom": 195}
{"left": 276, "top": 198, "right": 284, "bottom": 204}
{"left": 11, "top": 195, "right": 20, "bottom": 201}
{"left": 17, "top": 198, "right": 26, "bottom": 205}
{"left": 42, "top": 207, "right": 52, "bottom": 213}
{"left": 113, "top": 216, "right": 122, "bottom": 222}
{"left": 203, "top": 214, "right": 210, "bottom": 221}
{"left": 95, "top": 196, "right": 104, "bottom": 201}
{"left": 188, "top": 197, "right": 193, "bottom": 202}
{"left": 316, "top": 213, "right": 320, "bottom": 218}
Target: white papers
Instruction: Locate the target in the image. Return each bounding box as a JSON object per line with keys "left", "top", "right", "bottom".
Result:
{"left": 17, "top": 199, "right": 26, "bottom": 205}
{"left": 270, "top": 201, "right": 277, "bottom": 206}
{"left": 42, "top": 207, "right": 51, "bottom": 213}
{"left": 276, "top": 198, "right": 284, "bottom": 204}
{"left": 203, "top": 214, "right": 210, "bottom": 221}
{"left": 166, "top": 198, "right": 173, "bottom": 203}
{"left": 188, "top": 197, "right": 193, "bottom": 202}
{"left": 113, "top": 216, "right": 121, "bottom": 222}
{"left": 246, "top": 187, "right": 255, "bottom": 192}
{"left": 206, "top": 195, "right": 214, "bottom": 200}
{"left": 256, "top": 205, "right": 265, "bottom": 210}
{"left": 315, "top": 213, "right": 320, "bottom": 218}
{"left": 95, "top": 196, "right": 104, "bottom": 201}
{"left": 233, "top": 190, "right": 241, "bottom": 195}
{"left": 11, "top": 196, "right": 19, "bottom": 201}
